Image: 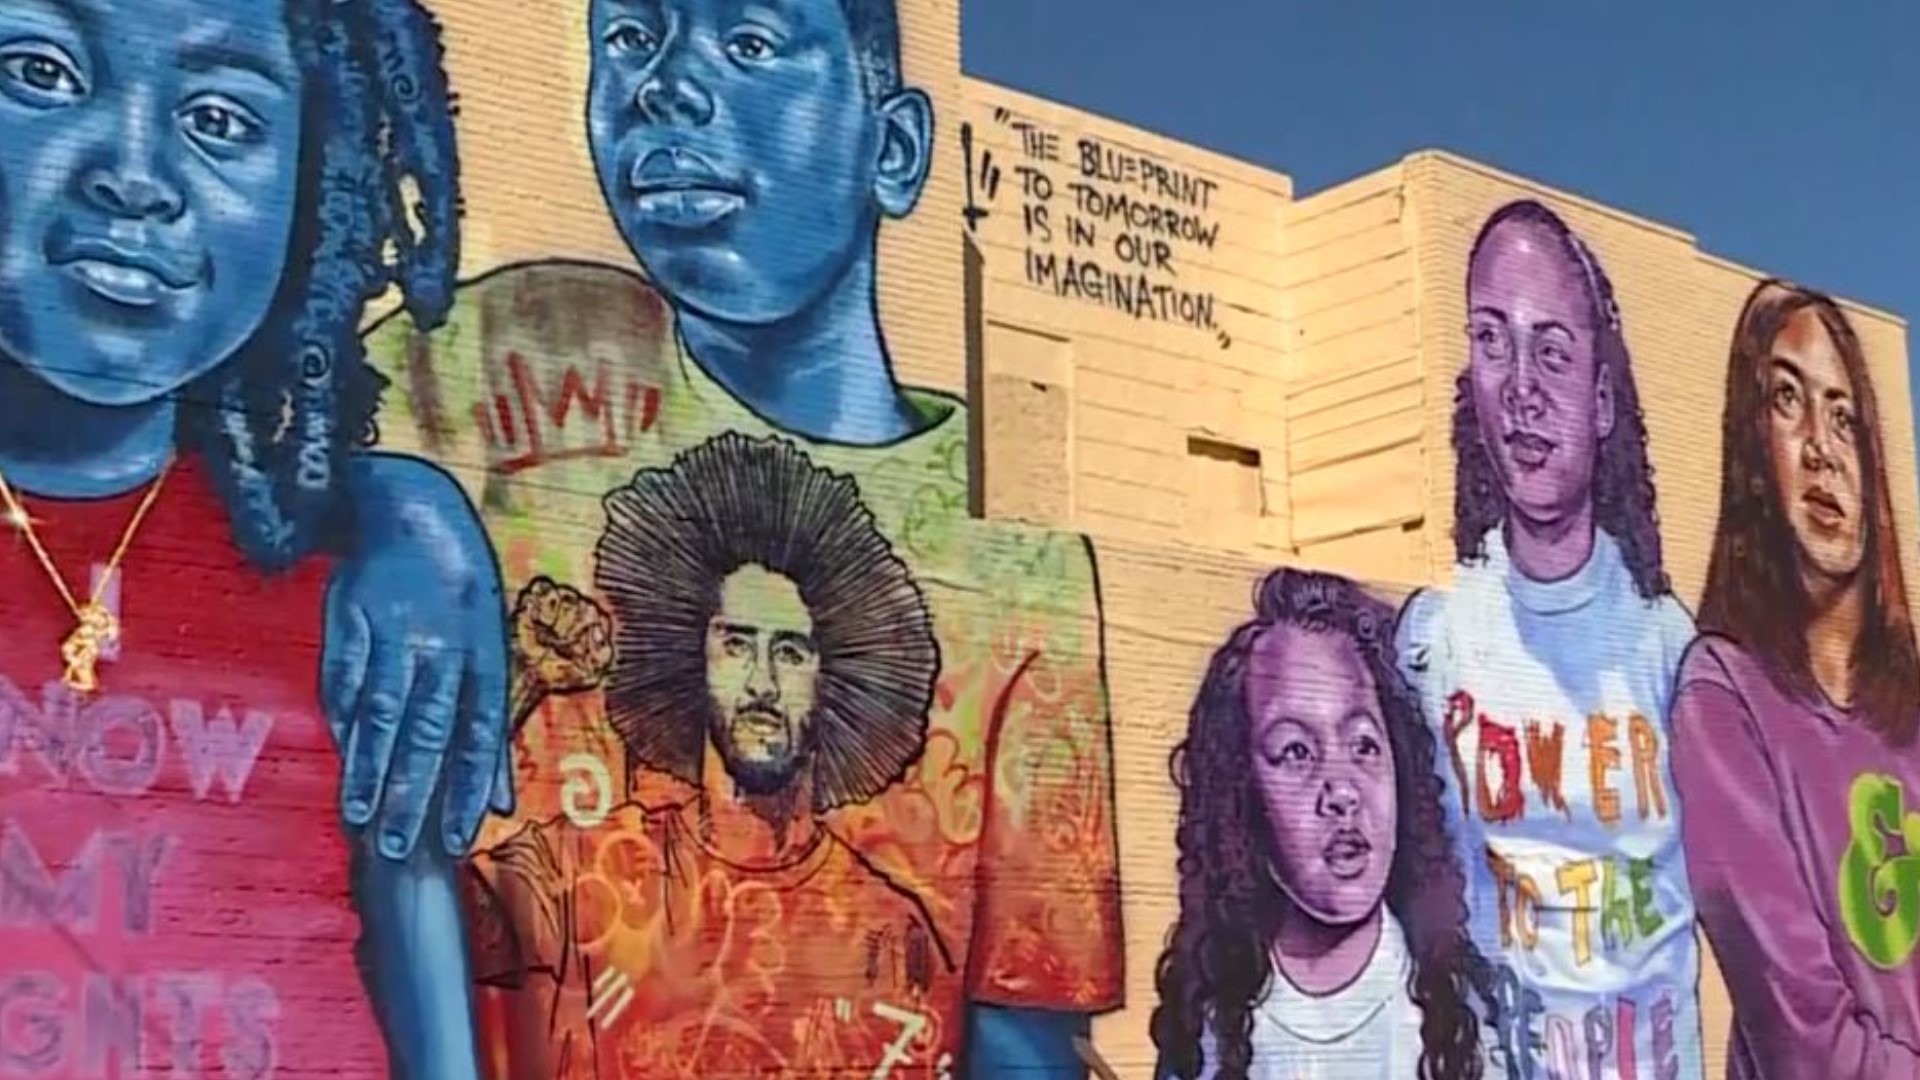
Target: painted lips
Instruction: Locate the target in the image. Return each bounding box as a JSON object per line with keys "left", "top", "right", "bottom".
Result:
{"left": 1323, "top": 829, "right": 1372, "bottom": 879}
{"left": 1507, "top": 430, "right": 1554, "bottom": 470}
{"left": 65, "top": 260, "right": 181, "bottom": 308}
{"left": 732, "top": 709, "right": 787, "bottom": 739}
{"left": 628, "top": 148, "right": 746, "bottom": 229}
{"left": 1804, "top": 486, "right": 1847, "bottom": 529}
{"left": 52, "top": 237, "right": 197, "bottom": 310}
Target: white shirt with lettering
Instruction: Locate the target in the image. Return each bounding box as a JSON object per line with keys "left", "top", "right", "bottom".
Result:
{"left": 1396, "top": 527, "right": 1703, "bottom": 1080}
{"left": 1197, "top": 915, "right": 1421, "bottom": 1080}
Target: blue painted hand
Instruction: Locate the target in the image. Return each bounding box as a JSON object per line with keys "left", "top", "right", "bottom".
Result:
{"left": 322, "top": 453, "right": 514, "bottom": 860}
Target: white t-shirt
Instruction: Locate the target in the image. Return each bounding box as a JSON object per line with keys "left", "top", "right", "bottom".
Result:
{"left": 1198, "top": 914, "right": 1422, "bottom": 1080}
{"left": 1396, "top": 528, "right": 1704, "bottom": 1080}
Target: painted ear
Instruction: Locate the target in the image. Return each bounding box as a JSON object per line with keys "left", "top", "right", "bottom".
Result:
{"left": 1595, "top": 362, "right": 1618, "bottom": 441}
{"left": 873, "top": 88, "right": 933, "bottom": 219}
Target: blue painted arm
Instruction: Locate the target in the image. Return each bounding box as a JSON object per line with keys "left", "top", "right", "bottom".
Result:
{"left": 966, "top": 1004, "right": 1090, "bottom": 1079}
{"left": 324, "top": 451, "right": 514, "bottom": 860}
{"left": 353, "top": 835, "right": 483, "bottom": 1080}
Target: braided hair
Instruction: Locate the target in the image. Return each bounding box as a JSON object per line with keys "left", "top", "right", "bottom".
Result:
{"left": 185, "top": 0, "right": 461, "bottom": 571}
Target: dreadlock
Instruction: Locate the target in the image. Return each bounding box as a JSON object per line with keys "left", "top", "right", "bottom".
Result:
{"left": 187, "top": 0, "right": 461, "bottom": 571}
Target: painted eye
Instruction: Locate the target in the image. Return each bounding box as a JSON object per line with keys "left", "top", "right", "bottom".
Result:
{"left": 773, "top": 641, "right": 809, "bottom": 667}
{"left": 726, "top": 30, "right": 779, "bottom": 62}
{"left": 1538, "top": 340, "right": 1572, "bottom": 368}
{"left": 1470, "top": 323, "right": 1511, "bottom": 361}
{"left": 1771, "top": 380, "right": 1801, "bottom": 417}
{"left": 181, "top": 99, "right": 263, "bottom": 147}
{"left": 0, "top": 46, "right": 85, "bottom": 103}
{"left": 1832, "top": 405, "right": 1858, "bottom": 439}
{"left": 605, "top": 20, "right": 659, "bottom": 57}
{"left": 1355, "top": 733, "right": 1384, "bottom": 758}
{"left": 723, "top": 634, "right": 752, "bottom": 658}
{"left": 1277, "top": 741, "right": 1312, "bottom": 766}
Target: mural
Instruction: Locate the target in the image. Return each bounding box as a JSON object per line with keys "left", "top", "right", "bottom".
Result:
{"left": 1672, "top": 280, "right": 1920, "bottom": 1077}
{"left": 1151, "top": 568, "right": 1487, "bottom": 1080}
{"left": 1131, "top": 198, "right": 1920, "bottom": 1080}
{"left": 1395, "top": 201, "right": 1704, "bottom": 1080}
{"left": 364, "top": 0, "right": 1124, "bottom": 1076}
{"left": 0, "top": 0, "right": 508, "bottom": 1077}
{"left": 14, "top": 0, "right": 1920, "bottom": 1076}
{"left": 465, "top": 433, "right": 962, "bottom": 1076}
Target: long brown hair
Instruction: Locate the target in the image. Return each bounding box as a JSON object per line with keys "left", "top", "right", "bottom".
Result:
{"left": 1698, "top": 279, "right": 1920, "bottom": 742}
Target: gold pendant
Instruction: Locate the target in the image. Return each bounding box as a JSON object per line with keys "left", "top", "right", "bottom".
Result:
{"left": 60, "top": 602, "right": 118, "bottom": 694}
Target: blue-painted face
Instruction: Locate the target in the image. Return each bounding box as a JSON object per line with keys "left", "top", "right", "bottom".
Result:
{"left": 587, "top": 0, "right": 930, "bottom": 327}
{"left": 0, "top": 0, "right": 304, "bottom": 406}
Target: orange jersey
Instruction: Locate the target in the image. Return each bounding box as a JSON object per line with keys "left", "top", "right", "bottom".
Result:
{"left": 467, "top": 803, "right": 963, "bottom": 1079}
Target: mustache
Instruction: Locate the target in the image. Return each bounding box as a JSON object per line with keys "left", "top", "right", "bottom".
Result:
{"left": 730, "top": 704, "right": 788, "bottom": 725}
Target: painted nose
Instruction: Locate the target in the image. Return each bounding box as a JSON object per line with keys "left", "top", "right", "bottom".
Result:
{"left": 1501, "top": 356, "right": 1544, "bottom": 421}
{"left": 743, "top": 653, "right": 777, "bottom": 701}
{"left": 1801, "top": 431, "right": 1832, "bottom": 472}
{"left": 80, "top": 161, "right": 185, "bottom": 222}
{"left": 1317, "top": 778, "right": 1360, "bottom": 819}
{"left": 634, "top": 59, "right": 715, "bottom": 125}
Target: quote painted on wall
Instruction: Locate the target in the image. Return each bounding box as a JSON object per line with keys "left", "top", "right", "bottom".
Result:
{"left": 964, "top": 108, "right": 1233, "bottom": 349}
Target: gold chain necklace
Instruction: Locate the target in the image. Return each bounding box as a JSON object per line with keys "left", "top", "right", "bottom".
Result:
{"left": 0, "top": 461, "right": 174, "bottom": 694}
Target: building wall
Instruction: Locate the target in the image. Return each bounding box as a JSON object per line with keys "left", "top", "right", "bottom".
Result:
{"left": 7, "top": 0, "right": 1916, "bottom": 1077}
{"left": 962, "top": 82, "right": 1294, "bottom": 556}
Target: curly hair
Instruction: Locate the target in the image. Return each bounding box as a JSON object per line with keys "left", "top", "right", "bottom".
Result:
{"left": 1452, "top": 199, "right": 1670, "bottom": 600}
{"left": 1150, "top": 569, "right": 1486, "bottom": 1080}
{"left": 593, "top": 432, "right": 940, "bottom": 812}
{"left": 183, "top": 0, "right": 461, "bottom": 571}
{"left": 1700, "top": 279, "right": 1920, "bottom": 742}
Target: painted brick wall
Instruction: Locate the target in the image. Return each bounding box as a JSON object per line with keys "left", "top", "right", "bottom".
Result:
{"left": 19, "top": 0, "right": 1911, "bottom": 1076}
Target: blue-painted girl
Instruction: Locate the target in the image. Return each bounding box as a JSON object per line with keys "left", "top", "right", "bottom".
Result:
{"left": 0, "top": 0, "right": 507, "bottom": 1073}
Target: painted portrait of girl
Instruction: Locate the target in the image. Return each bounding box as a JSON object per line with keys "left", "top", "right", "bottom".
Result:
{"left": 1152, "top": 568, "right": 1485, "bottom": 1080}
{"left": 0, "top": 0, "right": 508, "bottom": 1074}
{"left": 1396, "top": 199, "right": 1703, "bottom": 1080}
{"left": 1673, "top": 279, "right": 1920, "bottom": 1078}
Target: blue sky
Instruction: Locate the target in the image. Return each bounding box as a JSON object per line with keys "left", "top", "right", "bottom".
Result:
{"left": 965, "top": 0, "right": 1920, "bottom": 459}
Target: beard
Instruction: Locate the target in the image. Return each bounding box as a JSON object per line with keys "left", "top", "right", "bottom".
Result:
{"left": 709, "top": 705, "right": 811, "bottom": 796}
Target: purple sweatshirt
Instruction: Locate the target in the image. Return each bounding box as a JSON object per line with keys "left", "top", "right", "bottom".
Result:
{"left": 1671, "top": 633, "right": 1920, "bottom": 1080}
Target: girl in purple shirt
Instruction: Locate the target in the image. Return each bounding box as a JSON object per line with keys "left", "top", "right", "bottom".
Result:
{"left": 1672, "top": 279, "right": 1920, "bottom": 1079}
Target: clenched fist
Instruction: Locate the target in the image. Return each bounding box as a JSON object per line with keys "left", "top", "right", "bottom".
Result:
{"left": 510, "top": 575, "right": 616, "bottom": 728}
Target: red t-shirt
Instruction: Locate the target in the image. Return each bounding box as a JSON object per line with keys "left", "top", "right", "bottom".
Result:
{"left": 0, "top": 457, "right": 385, "bottom": 1077}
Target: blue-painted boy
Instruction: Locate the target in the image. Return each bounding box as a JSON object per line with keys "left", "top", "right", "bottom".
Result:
{"left": 366, "top": 0, "right": 1123, "bottom": 1075}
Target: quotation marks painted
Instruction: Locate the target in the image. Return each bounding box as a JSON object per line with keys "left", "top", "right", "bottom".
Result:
{"left": 976, "top": 103, "right": 1234, "bottom": 349}
{"left": 960, "top": 122, "right": 1001, "bottom": 233}
{"left": 588, "top": 966, "right": 636, "bottom": 1028}
{"left": 559, "top": 754, "right": 614, "bottom": 829}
